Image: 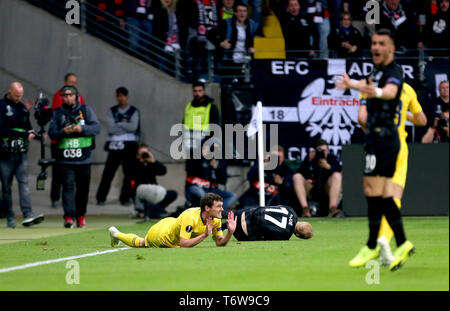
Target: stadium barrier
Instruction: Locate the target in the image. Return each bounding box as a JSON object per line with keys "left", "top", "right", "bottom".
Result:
{"left": 342, "top": 143, "right": 449, "bottom": 216}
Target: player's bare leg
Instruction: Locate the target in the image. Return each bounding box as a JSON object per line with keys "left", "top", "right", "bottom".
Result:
{"left": 326, "top": 172, "right": 342, "bottom": 217}
{"left": 293, "top": 173, "right": 311, "bottom": 217}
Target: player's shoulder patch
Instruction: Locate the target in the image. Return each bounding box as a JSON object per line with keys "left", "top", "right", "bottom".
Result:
{"left": 185, "top": 225, "right": 193, "bottom": 233}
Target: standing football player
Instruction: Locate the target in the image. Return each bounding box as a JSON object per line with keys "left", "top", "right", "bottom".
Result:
{"left": 358, "top": 82, "right": 427, "bottom": 266}
{"left": 336, "top": 28, "right": 415, "bottom": 271}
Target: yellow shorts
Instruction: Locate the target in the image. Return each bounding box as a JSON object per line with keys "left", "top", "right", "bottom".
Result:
{"left": 144, "top": 217, "right": 176, "bottom": 248}
{"left": 392, "top": 140, "right": 408, "bottom": 189}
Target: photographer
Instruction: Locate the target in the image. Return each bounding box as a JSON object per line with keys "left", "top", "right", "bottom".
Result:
{"left": 422, "top": 106, "right": 449, "bottom": 143}
{"left": 422, "top": 81, "right": 449, "bottom": 143}
{"left": 48, "top": 85, "right": 101, "bottom": 228}
{"left": 185, "top": 140, "right": 236, "bottom": 215}
{"left": 131, "top": 144, "right": 177, "bottom": 220}
{"left": 238, "top": 145, "right": 297, "bottom": 210}
{"left": 0, "top": 82, "right": 44, "bottom": 228}
{"left": 293, "top": 139, "right": 343, "bottom": 217}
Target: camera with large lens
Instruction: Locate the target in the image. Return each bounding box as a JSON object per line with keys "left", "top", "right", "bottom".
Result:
{"left": 438, "top": 117, "right": 449, "bottom": 129}
{"left": 316, "top": 148, "right": 326, "bottom": 160}
{"left": 33, "top": 92, "right": 55, "bottom": 191}
{"left": 141, "top": 152, "right": 150, "bottom": 160}
{"left": 34, "top": 93, "right": 53, "bottom": 127}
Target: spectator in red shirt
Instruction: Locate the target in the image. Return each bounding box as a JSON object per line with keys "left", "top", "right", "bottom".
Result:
{"left": 52, "top": 73, "right": 85, "bottom": 111}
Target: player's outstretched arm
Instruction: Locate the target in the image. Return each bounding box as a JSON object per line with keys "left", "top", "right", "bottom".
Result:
{"left": 360, "top": 78, "right": 399, "bottom": 100}
{"left": 179, "top": 218, "right": 215, "bottom": 248}
{"left": 335, "top": 71, "right": 366, "bottom": 91}
{"left": 215, "top": 212, "right": 237, "bottom": 247}
{"left": 407, "top": 111, "right": 427, "bottom": 126}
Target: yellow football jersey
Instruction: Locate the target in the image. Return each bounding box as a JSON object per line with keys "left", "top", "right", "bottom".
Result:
{"left": 146, "top": 207, "right": 223, "bottom": 248}
{"left": 395, "top": 83, "right": 423, "bottom": 142}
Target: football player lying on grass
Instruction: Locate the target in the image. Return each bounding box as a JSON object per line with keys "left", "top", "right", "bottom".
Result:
{"left": 222, "top": 205, "right": 313, "bottom": 241}
{"left": 109, "top": 193, "right": 236, "bottom": 248}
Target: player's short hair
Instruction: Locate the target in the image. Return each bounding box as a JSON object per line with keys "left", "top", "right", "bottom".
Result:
{"left": 439, "top": 80, "right": 449, "bottom": 87}
{"left": 374, "top": 28, "right": 396, "bottom": 46}
{"left": 200, "top": 193, "right": 223, "bottom": 211}
{"left": 116, "top": 86, "right": 128, "bottom": 96}
{"left": 295, "top": 222, "right": 313, "bottom": 239}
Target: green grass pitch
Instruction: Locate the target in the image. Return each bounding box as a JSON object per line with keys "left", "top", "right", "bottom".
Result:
{"left": 0, "top": 215, "right": 448, "bottom": 291}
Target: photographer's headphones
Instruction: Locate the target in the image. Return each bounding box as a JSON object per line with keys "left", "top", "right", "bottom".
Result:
{"left": 60, "top": 85, "right": 79, "bottom": 103}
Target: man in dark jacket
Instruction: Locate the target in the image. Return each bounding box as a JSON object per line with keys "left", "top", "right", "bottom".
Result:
{"left": 48, "top": 85, "right": 101, "bottom": 228}
{"left": 183, "top": 82, "right": 220, "bottom": 152}
{"left": 293, "top": 139, "right": 343, "bottom": 218}
{"left": 330, "top": 12, "right": 363, "bottom": 58}
{"left": 0, "top": 82, "right": 44, "bottom": 228}
{"left": 132, "top": 144, "right": 178, "bottom": 220}
{"left": 418, "top": 0, "right": 449, "bottom": 53}
{"left": 124, "top": 0, "right": 155, "bottom": 53}
{"left": 269, "top": 0, "right": 316, "bottom": 58}
{"left": 185, "top": 141, "right": 236, "bottom": 215}
{"left": 238, "top": 145, "right": 298, "bottom": 211}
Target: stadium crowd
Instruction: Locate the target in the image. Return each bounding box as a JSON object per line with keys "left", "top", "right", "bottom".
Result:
{"left": 26, "top": 0, "right": 449, "bottom": 80}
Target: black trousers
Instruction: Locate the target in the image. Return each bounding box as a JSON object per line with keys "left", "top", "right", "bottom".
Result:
{"left": 61, "top": 164, "right": 91, "bottom": 218}
{"left": 50, "top": 144, "right": 62, "bottom": 202}
{"left": 96, "top": 148, "right": 136, "bottom": 203}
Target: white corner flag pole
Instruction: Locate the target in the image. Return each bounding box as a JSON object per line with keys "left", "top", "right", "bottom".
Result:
{"left": 257, "top": 101, "right": 265, "bottom": 207}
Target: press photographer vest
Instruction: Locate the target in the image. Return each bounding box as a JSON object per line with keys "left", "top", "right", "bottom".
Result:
{"left": 55, "top": 106, "right": 94, "bottom": 162}
{"left": 105, "top": 105, "right": 140, "bottom": 151}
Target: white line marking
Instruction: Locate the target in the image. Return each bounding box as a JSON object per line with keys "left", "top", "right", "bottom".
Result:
{"left": 0, "top": 247, "right": 131, "bottom": 274}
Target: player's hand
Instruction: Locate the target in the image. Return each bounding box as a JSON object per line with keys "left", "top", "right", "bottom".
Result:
{"left": 335, "top": 71, "right": 351, "bottom": 90}
{"left": 204, "top": 217, "right": 216, "bottom": 237}
{"left": 360, "top": 77, "right": 378, "bottom": 98}
{"left": 226, "top": 211, "right": 237, "bottom": 234}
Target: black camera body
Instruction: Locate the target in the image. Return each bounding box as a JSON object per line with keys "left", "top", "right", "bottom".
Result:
{"left": 316, "top": 148, "right": 326, "bottom": 160}
{"left": 33, "top": 92, "right": 55, "bottom": 191}
{"left": 62, "top": 114, "right": 80, "bottom": 128}
{"left": 141, "top": 152, "right": 150, "bottom": 160}
{"left": 438, "top": 117, "right": 449, "bottom": 129}
{"left": 34, "top": 95, "right": 53, "bottom": 127}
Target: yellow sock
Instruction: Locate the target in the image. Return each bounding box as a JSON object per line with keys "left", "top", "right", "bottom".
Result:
{"left": 117, "top": 233, "right": 144, "bottom": 247}
{"left": 377, "top": 198, "right": 402, "bottom": 244}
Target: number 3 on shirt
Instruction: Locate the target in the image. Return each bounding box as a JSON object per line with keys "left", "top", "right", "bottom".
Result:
{"left": 264, "top": 206, "right": 288, "bottom": 229}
